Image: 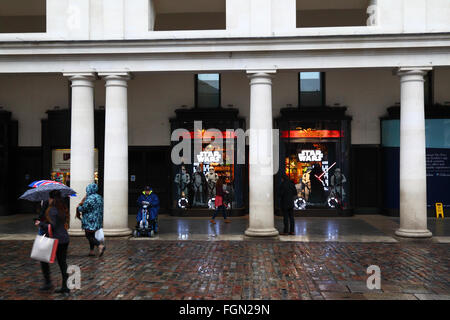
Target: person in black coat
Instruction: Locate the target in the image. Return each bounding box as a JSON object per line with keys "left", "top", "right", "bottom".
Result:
{"left": 34, "top": 190, "right": 70, "bottom": 295}
{"left": 278, "top": 175, "right": 298, "bottom": 235}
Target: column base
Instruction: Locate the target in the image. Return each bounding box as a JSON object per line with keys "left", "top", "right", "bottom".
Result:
{"left": 104, "top": 228, "right": 132, "bottom": 237}
{"left": 395, "top": 228, "right": 432, "bottom": 238}
{"left": 68, "top": 229, "right": 85, "bottom": 236}
{"left": 245, "top": 228, "right": 279, "bottom": 238}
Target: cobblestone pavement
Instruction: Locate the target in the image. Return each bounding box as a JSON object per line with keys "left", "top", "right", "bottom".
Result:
{"left": 0, "top": 239, "right": 449, "bottom": 300}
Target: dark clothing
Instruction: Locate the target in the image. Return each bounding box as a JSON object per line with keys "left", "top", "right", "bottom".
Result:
{"left": 212, "top": 205, "right": 227, "bottom": 220}
{"left": 85, "top": 230, "right": 100, "bottom": 250}
{"left": 282, "top": 208, "right": 295, "bottom": 234}
{"left": 216, "top": 184, "right": 224, "bottom": 197}
{"left": 41, "top": 243, "right": 69, "bottom": 289}
{"left": 310, "top": 165, "right": 325, "bottom": 203}
{"left": 278, "top": 179, "right": 298, "bottom": 210}
{"left": 39, "top": 207, "right": 69, "bottom": 244}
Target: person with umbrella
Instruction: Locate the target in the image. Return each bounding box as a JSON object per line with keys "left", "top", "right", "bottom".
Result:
{"left": 76, "top": 183, "right": 105, "bottom": 257}
{"left": 34, "top": 190, "right": 70, "bottom": 294}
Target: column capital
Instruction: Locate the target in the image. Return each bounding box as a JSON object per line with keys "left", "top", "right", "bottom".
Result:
{"left": 247, "top": 70, "right": 276, "bottom": 85}
{"left": 63, "top": 72, "right": 96, "bottom": 87}
{"left": 397, "top": 67, "right": 432, "bottom": 77}
{"left": 99, "top": 72, "right": 131, "bottom": 88}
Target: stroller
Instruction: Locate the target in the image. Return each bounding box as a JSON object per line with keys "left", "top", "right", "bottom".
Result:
{"left": 133, "top": 201, "right": 159, "bottom": 237}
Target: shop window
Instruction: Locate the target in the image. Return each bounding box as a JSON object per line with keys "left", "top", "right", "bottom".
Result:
{"left": 296, "top": 0, "right": 372, "bottom": 28}
{"left": 195, "top": 74, "right": 221, "bottom": 108}
{"left": 151, "top": 0, "right": 226, "bottom": 31}
{"left": 0, "top": 0, "right": 46, "bottom": 33}
{"left": 299, "top": 72, "right": 325, "bottom": 107}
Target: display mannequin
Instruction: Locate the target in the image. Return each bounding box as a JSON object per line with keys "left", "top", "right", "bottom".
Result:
{"left": 301, "top": 167, "right": 312, "bottom": 201}
{"left": 205, "top": 167, "right": 219, "bottom": 199}
{"left": 193, "top": 166, "right": 207, "bottom": 206}
{"left": 174, "top": 165, "right": 190, "bottom": 200}
{"left": 330, "top": 168, "right": 347, "bottom": 201}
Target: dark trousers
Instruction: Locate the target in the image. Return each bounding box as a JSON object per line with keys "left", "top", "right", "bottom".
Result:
{"left": 282, "top": 208, "right": 295, "bottom": 233}
{"left": 40, "top": 243, "right": 69, "bottom": 288}
{"left": 85, "top": 230, "right": 100, "bottom": 250}
{"left": 212, "top": 205, "right": 227, "bottom": 220}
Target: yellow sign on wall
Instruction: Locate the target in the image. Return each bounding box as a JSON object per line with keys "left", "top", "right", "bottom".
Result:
{"left": 435, "top": 203, "right": 444, "bottom": 219}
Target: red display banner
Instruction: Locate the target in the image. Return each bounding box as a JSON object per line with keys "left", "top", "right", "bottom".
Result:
{"left": 178, "top": 130, "right": 239, "bottom": 139}
{"left": 281, "top": 129, "right": 341, "bottom": 138}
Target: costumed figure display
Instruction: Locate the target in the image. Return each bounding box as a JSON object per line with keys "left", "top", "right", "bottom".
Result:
{"left": 134, "top": 186, "right": 160, "bottom": 237}
{"left": 192, "top": 166, "right": 207, "bottom": 206}
{"left": 330, "top": 168, "right": 347, "bottom": 203}
{"left": 174, "top": 165, "right": 191, "bottom": 201}
{"left": 301, "top": 167, "right": 312, "bottom": 201}
{"left": 309, "top": 163, "right": 326, "bottom": 204}
{"left": 205, "top": 167, "right": 219, "bottom": 200}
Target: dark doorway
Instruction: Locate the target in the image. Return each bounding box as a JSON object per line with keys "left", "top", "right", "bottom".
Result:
{"left": 351, "top": 145, "right": 382, "bottom": 214}
{"left": 128, "top": 146, "right": 171, "bottom": 215}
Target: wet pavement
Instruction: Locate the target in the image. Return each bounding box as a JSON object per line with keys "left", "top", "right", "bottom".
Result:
{"left": 0, "top": 214, "right": 449, "bottom": 300}
{"left": 0, "top": 239, "right": 449, "bottom": 300}
{"left": 1, "top": 214, "right": 450, "bottom": 243}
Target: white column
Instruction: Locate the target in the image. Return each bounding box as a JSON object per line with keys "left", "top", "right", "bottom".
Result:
{"left": 395, "top": 67, "right": 432, "bottom": 238}
{"left": 245, "top": 70, "right": 279, "bottom": 238}
{"left": 99, "top": 72, "right": 132, "bottom": 236}
{"left": 64, "top": 73, "right": 95, "bottom": 236}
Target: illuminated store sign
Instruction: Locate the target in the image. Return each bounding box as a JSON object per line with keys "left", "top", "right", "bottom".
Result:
{"left": 197, "top": 151, "right": 222, "bottom": 163}
{"left": 281, "top": 130, "right": 341, "bottom": 138}
{"left": 298, "top": 150, "right": 323, "bottom": 162}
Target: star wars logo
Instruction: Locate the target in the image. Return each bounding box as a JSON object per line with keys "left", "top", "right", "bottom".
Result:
{"left": 196, "top": 151, "right": 222, "bottom": 164}
{"left": 298, "top": 150, "right": 323, "bottom": 162}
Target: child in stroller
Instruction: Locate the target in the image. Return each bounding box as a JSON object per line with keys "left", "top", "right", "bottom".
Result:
{"left": 134, "top": 186, "right": 160, "bottom": 237}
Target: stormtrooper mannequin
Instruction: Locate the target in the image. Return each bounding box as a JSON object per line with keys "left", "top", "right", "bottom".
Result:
{"left": 330, "top": 168, "right": 347, "bottom": 200}
{"left": 192, "top": 166, "right": 206, "bottom": 206}
{"left": 174, "top": 165, "right": 190, "bottom": 200}
{"left": 205, "top": 166, "right": 219, "bottom": 199}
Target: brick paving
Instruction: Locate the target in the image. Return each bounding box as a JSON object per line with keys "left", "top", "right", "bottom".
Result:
{"left": 0, "top": 239, "right": 449, "bottom": 300}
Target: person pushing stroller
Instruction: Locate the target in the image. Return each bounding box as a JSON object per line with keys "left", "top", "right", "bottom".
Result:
{"left": 134, "top": 186, "right": 160, "bottom": 237}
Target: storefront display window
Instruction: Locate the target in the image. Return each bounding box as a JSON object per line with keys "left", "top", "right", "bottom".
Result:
{"left": 170, "top": 108, "right": 246, "bottom": 215}
{"left": 173, "top": 132, "right": 240, "bottom": 211}
{"left": 51, "top": 148, "right": 99, "bottom": 186}
{"left": 277, "top": 108, "right": 351, "bottom": 213}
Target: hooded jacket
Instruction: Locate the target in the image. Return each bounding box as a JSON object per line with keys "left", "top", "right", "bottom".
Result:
{"left": 78, "top": 183, "right": 103, "bottom": 231}
{"left": 137, "top": 189, "right": 160, "bottom": 221}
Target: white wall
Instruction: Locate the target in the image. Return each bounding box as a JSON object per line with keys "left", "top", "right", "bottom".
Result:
{"left": 0, "top": 74, "right": 68, "bottom": 146}
{"left": 1, "top": 68, "right": 449, "bottom": 147}
{"left": 2, "top": 0, "right": 450, "bottom": 41}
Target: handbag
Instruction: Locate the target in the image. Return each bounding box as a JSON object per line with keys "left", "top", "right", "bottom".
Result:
{"left": 95, "top": 228, "right": 104, "bottom": 242}
{"left": 31, "top": 225, "right": 59, "bottom": 263}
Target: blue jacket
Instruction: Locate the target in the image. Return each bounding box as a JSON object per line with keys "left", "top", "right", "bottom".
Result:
{"left": 78, "top": 183, "right": 103, "bottom": 231}
{"left": 137, "top": 191, "right": 160, "bottom": 221}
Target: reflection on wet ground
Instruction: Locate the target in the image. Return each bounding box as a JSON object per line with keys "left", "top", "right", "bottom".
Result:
{"left": 1, "top": 214, "right": 449, "bottom": 242}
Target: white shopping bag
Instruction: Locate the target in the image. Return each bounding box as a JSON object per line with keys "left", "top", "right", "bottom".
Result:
{"left": 30, "top": 235, "right": 58, "bottom": 263}
{"left": 95, "top": 228, "right": 104, "bottom": 242}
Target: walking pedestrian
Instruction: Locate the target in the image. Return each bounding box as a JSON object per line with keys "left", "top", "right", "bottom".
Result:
{"left": 278, "top": 175, "right": 297, "bottom": 235}
{"left": 34, "top": 190, "right": 70, "bottom": 294}
{"left": 76, "top": 183, "right": 105, "bottom": 257}
{"left": 210, "top": 177, "right": 231, "bottom": 224}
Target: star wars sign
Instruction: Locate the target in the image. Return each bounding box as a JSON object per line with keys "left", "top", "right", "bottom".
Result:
{"left": 197, "top": 151, "right": 222, "bottom": 164}
{"left": 298, "top": 150, "right": 324, "bottom": 162}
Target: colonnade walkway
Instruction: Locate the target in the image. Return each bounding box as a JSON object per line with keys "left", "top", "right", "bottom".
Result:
{"left": 0, "top": 214, "right": 449, "bottom": 243}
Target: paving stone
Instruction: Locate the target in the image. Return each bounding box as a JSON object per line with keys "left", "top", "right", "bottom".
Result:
{"left": 321, "top": 292, "right": 367, "bottom": 300}
{"left": 364, "top": 293, "right": 418, "bottom": 300}
{"left": 0, "top": 239, "right": 448, "bottom": 300}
